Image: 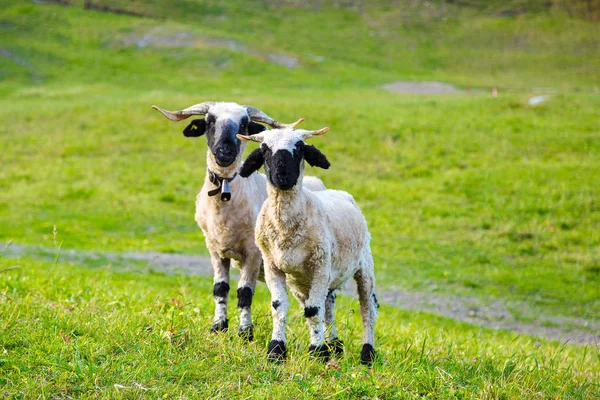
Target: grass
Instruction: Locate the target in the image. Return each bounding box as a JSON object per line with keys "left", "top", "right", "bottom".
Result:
{"left": 0, "top": 0, "right": 599, "bottom": 397}
{"left": 2, "top": 90, "right": 598, "bottom": 320}
{"left": 1, "top": 256, "right": 598, "bottom": 398}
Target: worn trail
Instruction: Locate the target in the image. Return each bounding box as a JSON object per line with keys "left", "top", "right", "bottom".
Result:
{"left": 3, "top": 244, "right": 598, "bottom": 345}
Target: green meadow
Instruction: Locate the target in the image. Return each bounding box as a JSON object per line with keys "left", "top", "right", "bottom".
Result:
{"left": 1, "top": 256, "right": 598, "bottom": 398}
{"left": 1, "top": 0, "right": 599, "bottom": 398}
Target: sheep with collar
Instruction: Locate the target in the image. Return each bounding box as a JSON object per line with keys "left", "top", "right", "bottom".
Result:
{"left": 238, "top": 127, "right": 378, "bottom": 364}
{"left": 152, "top": 101, "right": 325, "bottom": 341}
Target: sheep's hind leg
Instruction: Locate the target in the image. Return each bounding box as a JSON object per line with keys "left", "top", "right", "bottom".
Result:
{"left": 210, "top": 250, "right": 231, "bottom": 333}
{"left": 236, "top": 251, "right": 261, "bottom": 341}
{"left": 265, "top": 267, "right": 289, "bottom": 362}
{"left": 324, "top": 289, "right": 344, "bottom": 356}
{"left": 354, "top": 268, "right": 378, "bottom": 365}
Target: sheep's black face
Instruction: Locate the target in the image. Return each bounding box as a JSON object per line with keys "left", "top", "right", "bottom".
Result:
{"left": 264, "top": 143, "right": 303, "bottom": 191}
{"left": 183, "top": 113, "right": 266, "bottom": 168}
{"left": 206, "top": 114, "right": 244, "bottom": 167}
{"left": 240, "top": 139, "right": 330, "bottom": 190}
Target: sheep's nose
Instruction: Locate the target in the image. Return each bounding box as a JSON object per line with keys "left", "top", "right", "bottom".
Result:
{"left": 214, "top": 147, "right": 237, "bottom": 166}
{"left": 216, "top": 146, "right": 235, "bottom": 157}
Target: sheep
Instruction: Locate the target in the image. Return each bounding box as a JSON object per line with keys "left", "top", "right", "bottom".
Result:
{"left": 152, "top": 101, "right": 325, "bottom": 341}
{"left": 237, "top": 127, "right": 378, "bottom": 364}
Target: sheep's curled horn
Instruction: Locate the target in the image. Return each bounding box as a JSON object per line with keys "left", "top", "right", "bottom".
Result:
{"left": 151, "top": 102, "right": 304, "bottom": 129}
{"left": 151, "top": 101, "right": 215, "bottom": 121}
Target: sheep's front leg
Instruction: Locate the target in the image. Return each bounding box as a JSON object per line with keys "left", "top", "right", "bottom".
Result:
{"left": 210, "top": 249, "right": 231, "bottom": 333}
{"left": 236, "top": 249, "right": 261, "bottom": 341}
{"left": 304, "top": 266, "right": 331, "bottom": 361}
{"left": 265, "top": 266, "right": 289, "bottom": 362}
{"left": 324, "top": 289, "right": 344, "bottom": 356}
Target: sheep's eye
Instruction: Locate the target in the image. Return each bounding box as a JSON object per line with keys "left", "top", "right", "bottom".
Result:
{"left": 206, "top": 114, "right": 216, "bottom": 124}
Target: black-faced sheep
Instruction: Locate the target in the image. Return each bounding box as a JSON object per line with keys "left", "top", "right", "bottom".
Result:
{"left": 238, "top": 127, "right": 378, "bottom": 364}
{"left": 152, "top": 102, "right": 324, "bottom": 341}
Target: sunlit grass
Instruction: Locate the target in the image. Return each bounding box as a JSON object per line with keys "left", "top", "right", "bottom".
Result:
{"left": 1, "top": 257, "right": 598, "bottom": 398}
{"left": 0, "top": 1, "right": 599, "bottom": 397}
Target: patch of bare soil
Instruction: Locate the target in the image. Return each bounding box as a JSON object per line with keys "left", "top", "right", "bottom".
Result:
{"left": 120, "top": 26, "right": 299, "bottom": 69}
{"left": 3, "top": 244, "right": 598, "bottom": 344}
{"left": 382, "top": 81, "right": 462, "bottom": 94}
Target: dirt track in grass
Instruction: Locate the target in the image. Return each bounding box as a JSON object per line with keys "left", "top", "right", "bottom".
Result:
{"left": 3, "top": 244, "right": 599, "bottom": 345}
{"left": 381, "top": 81, "right": 463, "bottom": 94}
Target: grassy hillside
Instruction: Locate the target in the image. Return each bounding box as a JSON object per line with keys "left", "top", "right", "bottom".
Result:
{"left": 1, "top": 1, "right": 599, "bottom": 91}
{"left": 2, "top": 1, "right": 599, "bottom": 319}
{"left": 0, "top": 1, "right": 599, "bottom": 397}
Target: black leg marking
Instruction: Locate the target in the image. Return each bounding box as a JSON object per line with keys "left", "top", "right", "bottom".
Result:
{"left": 327, "top": 289, "right": 336, "bottom": 301}
{"left": 308, "top": 344, "right": 331, "bottom": 362}
{"left": 267, "top": 340, "right": 287, "bottom": 362}
{"left": 272, "top": 300, "right": 281, "bottom": 310}
{"left": 360, "top": 343, "right": 376, "bottom": 365}
{"left": 327, "top": 338, "right": 344, "bottom": 356}
{"left": 304, "top": 306, "right": 319, "bottom": 318}
{"left": 238, "top": 325, "right": 254, "bottom": 342}
{"left": 210, "top": 319, "right": 229, "bottom": 333}
{"left": 213, "top": 282, "right": 230, "bottom": 298}
{"left": 372, "top": 293, "right": 380, "bottom": 309}
{"left": 237, "top": 287, "right": 253, "bottom": 309}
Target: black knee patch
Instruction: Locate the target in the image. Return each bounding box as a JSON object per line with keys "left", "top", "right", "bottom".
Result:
{"left": 327, "top": 289, "right": 336, "bottom": 302}
{"left": 308, "top": 344, "right": 331, "bottom": 362}
{"left": 210, "top": 319, "right": 228, "bottom": 333}
{"left": 213, "top": 282, "right": 230, "bottom": 298}
{"left": 373, "top": 293, "right": 380, "bottom": 309}
{"left": 267, "top": 340, "right": 287, "bottom": 362}
{"left": 237, "top": 287, "right": 253, "bottom": 309}
{"left": 360, "top": 343, "right": 376, "bottom": 365}
{"left": 304, "top": 306, "right": 319, "bottom": 318}
{"left": 238, "top": 325, "right": 254, "bottom": 342}
{"left": 327, "top": 338, "right": 344, "bottom": 356}
{"left": 272, "top": 300, "right": 281, "bottom": 310}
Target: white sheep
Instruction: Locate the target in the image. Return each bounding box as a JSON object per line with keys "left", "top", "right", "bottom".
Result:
{"left": 152, "top": 101, "right": 325, "bottom": 341}
{"left": 238, "top": 127, "right": 378, "bottom": 364}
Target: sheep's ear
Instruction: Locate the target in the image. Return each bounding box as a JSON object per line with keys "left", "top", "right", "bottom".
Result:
{"left": 248, "top": 121, "right": 267, "bottom": 135}
{"left": 183, "top": 119, "right": 206, "bottom": 137}
{"left": 303, "top": 144, "right": 330, "bottom": 169}
{"left": 240, "top": 148, "right": 264, "bottom": 177}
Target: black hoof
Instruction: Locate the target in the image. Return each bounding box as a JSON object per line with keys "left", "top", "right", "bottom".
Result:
{"left": 327, "top": 338, "right": 344, "bottom": 356}
{"left": 210, "top": 319, "right": 228, "bottom": 333}
{"left": 267, "top": 340, "right": 287, "bottom": 362}
{"left": 309, "top": 343, "right": 331, "bottom": 362}
{"left": 360, "top": 343, "right": 376, "bottom": 365}
{"left": 238, "top": 325, "right": 254, "bottom": 342}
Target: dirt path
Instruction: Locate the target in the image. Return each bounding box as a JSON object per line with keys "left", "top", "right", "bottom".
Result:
{"left": 121, "top": 26, "right": 300, "bottom": 69}
{"left": 381, "top": 81, "right": 463, "bottom": 94}
{"left": 3, "top": 244, "right": 598, "bottom": 345}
